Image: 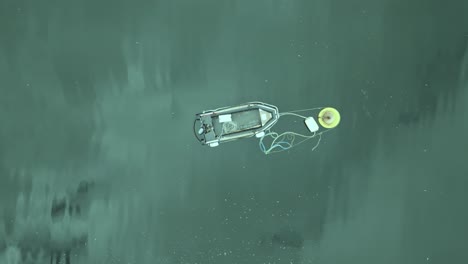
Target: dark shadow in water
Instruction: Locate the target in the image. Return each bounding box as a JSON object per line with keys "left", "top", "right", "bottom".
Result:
{"left": 271, "top": 229, "right": 305, "bottom": 249}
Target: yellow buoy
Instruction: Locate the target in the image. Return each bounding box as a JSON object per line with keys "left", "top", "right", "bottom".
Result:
{"left": 318, "top": 107, "right": 341, "bottom": 129}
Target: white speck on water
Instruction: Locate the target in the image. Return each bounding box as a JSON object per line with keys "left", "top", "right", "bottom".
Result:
{"left": 265, "top": 79, "right": 269, "bottom": 83}
{"left": 135, "top": 41, "right": 140, "bottom": 44}
{"left": 361, "top": 89, "right": 369, "bottom": 98}
{"left": 297, "top": 54, "right": 302, "bottom": 58}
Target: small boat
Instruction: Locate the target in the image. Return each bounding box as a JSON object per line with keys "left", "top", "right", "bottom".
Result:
{"left": 193, "top": 102, "right": 280, "bottom": 147}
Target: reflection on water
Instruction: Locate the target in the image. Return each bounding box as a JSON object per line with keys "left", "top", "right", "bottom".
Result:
{"left": 1, "top": 0, "right": 468, "bottom": 263}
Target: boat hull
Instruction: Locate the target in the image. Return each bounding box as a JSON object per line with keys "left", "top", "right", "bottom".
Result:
{"left": 194, "top": 102, "right": 279, "bottom": 147}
